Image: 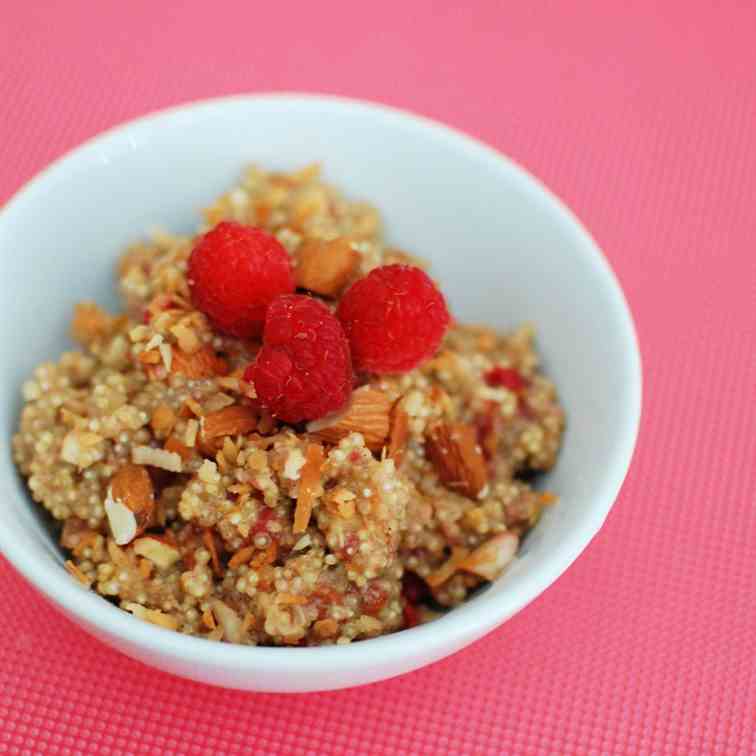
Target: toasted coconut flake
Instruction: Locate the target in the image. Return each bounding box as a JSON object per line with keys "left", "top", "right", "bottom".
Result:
{"left": 123, "top": 602, "right": 179, "bottom": 631}
{"left": 293, "top": 443, "right": 324, "bottom": 533}
{"left": 228, "top": 545, "right": 256, "bottom": 569}
{"left": 210, "top": 599, "right": 242, "bottom": 643}
{"left": 426, "top": 546, "right": 471, "bottom": 588}
{"left": 64, "top": 560, "right": 92, "bottom": 587}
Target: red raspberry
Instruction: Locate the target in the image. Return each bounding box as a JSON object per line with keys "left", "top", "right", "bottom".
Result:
{"left": 244, "top": 295, "right": 353, "bottom": 423}
{"left": 336, "top": 264, "right": 450, "bottom": 374}
{"left": 187, "top": 221, "right": 294, "bottom": 339}
{"left": 484, "top": 366, "right": 527, "bottom": 392}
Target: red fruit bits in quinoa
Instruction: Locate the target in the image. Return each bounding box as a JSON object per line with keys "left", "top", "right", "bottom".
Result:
{"left": 245, "top": 295, "right": 353, "bottom": 423}
{"left": 337, "top": 264, "right": 451, "bottom": 374}
{"left": 187, "top": 221, "right": 294, "bottom": 339}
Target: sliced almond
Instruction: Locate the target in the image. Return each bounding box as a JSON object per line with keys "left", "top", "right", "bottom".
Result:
{"left": 201, "top": 404, "right": 258, "bottom": 441}
{"left": 293, "top": 443, "right": 324, "bottom": 533}
{"left": 133, "top": 535, "right": 181, "bottom": 569}
{"left": 64, "top": 560, "right": 92, "bottom": 587}
{"left": 171, "top": 345, "right": 230, "bottom": 379}
{"left": 425, "top": 422, "right": 488, "bottom": 499}
{"left": 307, "top": 387, "right": 391, "bottom": 451}
{"left": 458, "top": 532, "right": 518, "bottom": 581}
{"left": 294, "top": 237, "right": 359, "bottom": 297}
{"left": 203, "top": 528, "right": 223, "bottom": 576}
{"left": 105, "top": 464, "right": 155, "bottom": 545}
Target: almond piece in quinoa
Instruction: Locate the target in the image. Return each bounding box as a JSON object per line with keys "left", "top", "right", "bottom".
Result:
{"left": 105, "top": 463, "right": 155, "bottom": 545}
{"left": 425, "top": 422, "right": 488, "bottom": 499}
{"left": 132, "top": 535, "right": 181, "bottom": 569}
{"left": 458, "top": 532, "right": 518, "bottom": 581}
{"left": 306, "top": 387, "right": 391, "bottom": 451}
{"left": 171, "top": 345, "right": 230, "bottom": 379}
{"left": 293, "top": 443, "right": 324, "bottom": 533}
{"left": 295, "top": 238, "right": 359, "bottom": 297}
{"left": 201, "top": 404, "right": 258, "bottom": 441}
{"left": 388, "top": 404, "right": 410, "bottom": 463}
{"left": 150, "top": 404, "right": 177, "bottom": 439}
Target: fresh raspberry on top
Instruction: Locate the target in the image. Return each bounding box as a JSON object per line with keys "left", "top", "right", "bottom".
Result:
{"left": 336, "top": 264, "right": 450, "bottom": 374}
{"left": 244, "top": 295, "right": 353, "bottom": 423}
{"left": 187, "top": 221, "right": 294, "bottom": 339}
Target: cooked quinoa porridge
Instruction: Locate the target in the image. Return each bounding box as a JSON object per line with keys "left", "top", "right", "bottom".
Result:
{"left": 12, "top": 164, "right": 565, "bottom": 646}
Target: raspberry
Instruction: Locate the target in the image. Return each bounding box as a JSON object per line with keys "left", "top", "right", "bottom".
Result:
{"left": 187, "top": 221, "right": 294, "bottom": 339}
{"left": 484, "top": 366, "right": 527, "bottom": 392}
{"left": 245, "top": 295, "right": 353, "bottom": 423}
{"left": 336, "top": 264, "right": 450, "bottom": 373}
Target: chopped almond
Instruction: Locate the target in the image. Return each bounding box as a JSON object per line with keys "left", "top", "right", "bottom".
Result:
{"left": 293, "top": 443, "right": 324, "bottom": 533}
{"left": 425, "top": 422, "right": 488, "bottom": 499}
{"left": 105, "top": 464, "right": 155, "bottom": 545}
{"left": 458, "top": 532, "right": 518, "bottom": 581}
{"left": 306, "top": 387, "right": 391, "bottom": 451}
{"left": 132, "top": 445, "right": 183, "bottom": 473}
{"left": 425, "top": 546, "right": 471, "bottom": 588}
{"left": 295, "top": 237, "right": 359, "bottom": 297}
{"left": 210, "top": 599, "right": 242, "bottom": 643}
{"left": 388, "top": 405, "right": 410, "bottom": 463}
{"left": 133, "top": 535, "right": 181, "bottom": 569}
{"left": 201, "top": 608, "right": 217, "bottom": 630}
{"left": 201, "top": 404, "right": 258, "bottom": 441}
{"left": 164, "top": 436, "right": 193, "bottom": 461}
{"left": 313, "top": 618, "right": 338, "bottom": 639}
{"left": 150, "top": 404, "right": 177, "bottom": 439}
{"left": 171, "top": 345, "right": 230, "bottom": 379}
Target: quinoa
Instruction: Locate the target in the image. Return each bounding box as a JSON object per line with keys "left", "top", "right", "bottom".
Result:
{"left": 12, "top": 164, "right": 565, "bottom": 645}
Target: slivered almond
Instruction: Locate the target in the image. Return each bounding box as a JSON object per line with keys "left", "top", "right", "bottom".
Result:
{"left": 123, "top": 602, "right": 179, "bottom": 631}
{"left": 133, "top": 535, "right": 181, "bottom": 569}
{"left": 458, "top": 532, "right": 518, "bottom": 581}
{"left": 132, "top": 445, "right": 183, "bottom": 473}
{"left": 202, "top": 608, "right": 217, "bottom": 630}
{"left": 105, "top": 464, "right": 155, "bottom": 545}
{"left": 425, "top": 422, "right": 488, "bottom": 499}
{"left": 294, "top": 237, "right": 359, "bottom": 296}
{"left": 150, "top": 404, "right": 176, "bottom": 439}
{"left": 388, "top": 405, "right": 409, "bottom": 463}
{"left": 250, "top": 540, "right": 278, "bottom": 568}
{"left": 201, "top": 404, "right": 258, "bottom": 441}
{"left": 307, "top": 387, "right": 391, "bottom": 451}
{"left": 293, "top": 443, "right": 324, "bottom": 533}
{"left": 171, "top": 345, "right": 230, "bottom": 379}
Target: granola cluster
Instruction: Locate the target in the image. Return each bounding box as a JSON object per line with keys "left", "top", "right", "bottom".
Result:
{"left": 12, "top": 165, "right": 564, "bottom": 645}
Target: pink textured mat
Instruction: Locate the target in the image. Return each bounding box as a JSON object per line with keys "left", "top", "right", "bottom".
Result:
{"left": 1, "top": 2, "right": 754, "bottom": 753}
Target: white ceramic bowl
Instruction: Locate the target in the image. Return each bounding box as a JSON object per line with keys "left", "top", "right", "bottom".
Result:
{"left": 0, "top": 94, "right": 641, "bottom": 692}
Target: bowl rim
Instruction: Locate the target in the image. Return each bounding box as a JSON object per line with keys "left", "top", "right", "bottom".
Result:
{"left": 0, "top": 92, "right": 642, "bottom": 676}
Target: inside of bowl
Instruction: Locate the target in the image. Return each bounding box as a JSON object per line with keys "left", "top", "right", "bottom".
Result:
{"left": 0, "top": 97, "right": 639, "bottom": 622}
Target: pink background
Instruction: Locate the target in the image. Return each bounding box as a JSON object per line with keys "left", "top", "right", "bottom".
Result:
{"left": 1, "top": 1, "right": 755, "bottom": 753}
